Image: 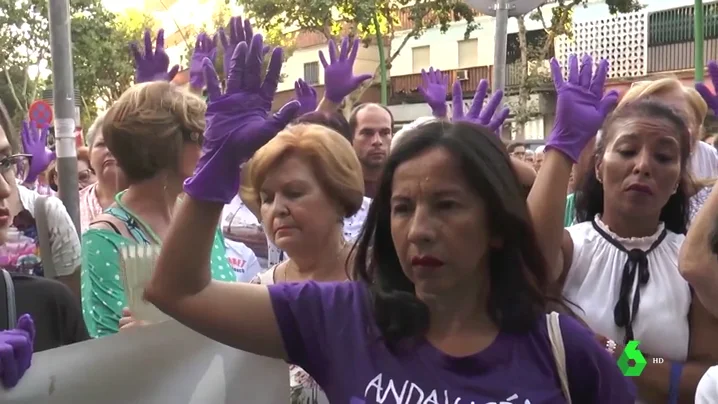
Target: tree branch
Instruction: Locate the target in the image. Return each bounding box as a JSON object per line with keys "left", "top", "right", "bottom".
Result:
{"left": 388, "top": 28, "right": 414, "bottom": 64}
{"left": 4, "top": 69, "right": 25, "bottom": 113}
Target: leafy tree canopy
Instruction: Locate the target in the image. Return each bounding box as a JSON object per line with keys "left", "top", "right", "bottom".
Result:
{"left": 0, "top": 0, "right": 155, "bottom": 129}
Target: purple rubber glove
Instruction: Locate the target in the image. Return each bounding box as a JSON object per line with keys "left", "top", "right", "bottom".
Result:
{"left": 189, "top": 32, "right": 218, "bottom": 89}
{"left": 418, "top": 67, "right": 449, "bottom": 118}
{"left": 547, "top": 54, "right": 618, "bottom": 163}
{"left": 184, "top": 34, "right": 301, "bottom": 204}
{"left": 451, "top": 79, "right": 510, "bottom": 132}
{"left": 218, "top": 16, "right": 253, "bottom": 81}
{"left": 319, "top": 37, "right": 373, "bottom": 104}
{"left": 696, "top": 61, "right": 718, "bottom": 115}
{"left": 130, "top": 29, "right": 180, "bottom": 83}
{"left": 0, "top": 314, "right": 35, "bottom": 389}
{"left": 21, "top": 121, "right": 55, "bottom": 184}
{"left": 294, "top": 79, "right": 318, "bottom": 115}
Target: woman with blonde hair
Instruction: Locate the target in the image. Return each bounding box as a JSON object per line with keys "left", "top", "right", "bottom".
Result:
{"left": 81, "top": 80, "right": 235, "bottom": 338}
{"left": 619, "top": 78, "right": 716, "bottom": 181}
{"left": 244, "top": 123, "right": 364, "bottom": 404}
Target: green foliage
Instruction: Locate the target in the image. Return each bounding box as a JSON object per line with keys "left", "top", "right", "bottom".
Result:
{"left": 229, "top": 0, "right": 479, "bottom": 43}
{"left": 0, "top": 0, "right": 156, "bottom": 128}
{"left": 183, "top": 1, "right": 295, "bottom": 82}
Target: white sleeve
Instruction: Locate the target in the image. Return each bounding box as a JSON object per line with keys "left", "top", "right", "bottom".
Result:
{"left": 45, "top": 196, "right": 81, "bottom": 277}
{"left": 696, "top": 366, "right": 718, "bottom": 404}
{"left": 243, "top": 250, "right": 263, "bottom": 281}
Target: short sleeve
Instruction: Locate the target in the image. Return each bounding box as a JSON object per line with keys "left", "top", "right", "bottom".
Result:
{"left": 81, "top": 229, "right": 129, "bottom": 338}
{"left": 559, "top": 314, "right": 637, "bottom": 403}
{"left": 45, "top": 195, "right": 81, "bottom": 277}
{"left": 696, "top": 366, "right": 718, "bottom": 403}
{"left": 267, "top": 281, "right": 367, "bottom": 385}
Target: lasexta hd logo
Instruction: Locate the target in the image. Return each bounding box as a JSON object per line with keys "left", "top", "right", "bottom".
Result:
{"left": 618, "top": 340, "right": 647, "bottom": 376}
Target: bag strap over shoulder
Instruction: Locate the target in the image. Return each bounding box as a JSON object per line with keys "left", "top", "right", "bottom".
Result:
{"left": 0, "top": 269, "right": 16, "bottom": 329}
{"left": 35, "top": 196, "right": 57, "bottom": 278}
{"left": 546, "top": 311, "right": 572, "bottom": 404}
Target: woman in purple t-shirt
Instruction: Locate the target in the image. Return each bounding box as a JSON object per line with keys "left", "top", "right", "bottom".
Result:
{"left": 146, "top": 37, "right": 635, "bottom": 404}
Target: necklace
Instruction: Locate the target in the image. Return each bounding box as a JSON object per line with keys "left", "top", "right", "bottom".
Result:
{"left": 282, "top": 239, "right": 348, "bottom": 283}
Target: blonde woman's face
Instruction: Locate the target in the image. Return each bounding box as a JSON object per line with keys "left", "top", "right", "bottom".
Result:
{"left": 258, "top": 154, "right": 341, "bottom": 255}
{"left": 180, "top": 142, "right": 202, "bottom": 180}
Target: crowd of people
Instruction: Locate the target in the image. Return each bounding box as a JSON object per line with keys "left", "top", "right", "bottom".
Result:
{"left": 2, "top": 14, "right": 718, "bottom": 403}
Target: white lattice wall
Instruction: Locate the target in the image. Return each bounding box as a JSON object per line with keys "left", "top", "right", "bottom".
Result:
{"left": 555, "top": 11, "right": 648, "bottom": 79}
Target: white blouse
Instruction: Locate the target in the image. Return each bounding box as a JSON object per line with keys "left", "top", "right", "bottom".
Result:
{"left": 697, "top": 366, "right": 718, "bottom": 403}
{"left": 563, "top": 216, "right": 691, "bottom": 366}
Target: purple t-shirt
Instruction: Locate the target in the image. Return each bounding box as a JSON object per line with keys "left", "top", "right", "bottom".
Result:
{"left": 269, "top": 281, "right": 636, "bottom": 404}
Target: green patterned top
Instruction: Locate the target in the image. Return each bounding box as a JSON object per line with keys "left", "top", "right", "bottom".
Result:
{"left": 565, "top": 193, "right": 576, "bottom": 228}
{"left": 81, "top": 205, "right": 234, "bottom": 338}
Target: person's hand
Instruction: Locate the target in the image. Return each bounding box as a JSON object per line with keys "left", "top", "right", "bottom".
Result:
{"left": 21, "top": 121, "right": 55, "bottom": 184}
{"left": 547, "top": 54, "right": 618, "bottom": 163}
{"left": 294, "top": 79, "right": 318, "bottom": 115}
{"left": 130, "top": 29, "right": 180, "bottom": 83}
{"left": 0, "top": 314, "right": 35, "bottom": 388}
{"left": 418, "top": 67, "right": 449, "bottom": 118}
{"left": 319, "top": 37, "right": 374, "bottom": 104}
{"left": 119, "top": 307, "right": 149, "bottom": 331}
{"left": 451, "top": 79, "right": 510, "bottom": 132}
{"left": 218, "top": 16, "right": 263, "bottom": 81}
{"left": 183, "top": 34, "right": 300, "bottom": 204}
{"left": 696, "top": 61, "right": 718, "bottom": 116}
{"left": 189, "top": 32, "right": 218, "bottom": 90}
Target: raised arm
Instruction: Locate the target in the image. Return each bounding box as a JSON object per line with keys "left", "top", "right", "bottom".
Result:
{"left": 316, "top": 37, "right": 373, "bottom": 113}
{"left": 680, "top": 178, "right": 718, "bottom": 316}
{"left": 526, "top": 55, "right": 618, "bottom": 279}
{"left": 144, "top": 33, "right": 299, "bottom": 358}
{"left": 683, "top": 60, "right": 718, "bottom": 316}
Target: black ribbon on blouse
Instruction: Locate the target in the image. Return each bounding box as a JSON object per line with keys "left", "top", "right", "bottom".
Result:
{"left": 591, "top": 219, "right": 667, "bottom": 344}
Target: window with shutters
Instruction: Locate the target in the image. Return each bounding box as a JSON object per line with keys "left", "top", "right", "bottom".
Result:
{"left": 303, "top": 62, "right": 320, "bottom": 85}
{"left": 412, "top": 46, "right": 430, "bottom": 73}
{"left": 458, "top": 39, "right": 478, "bottom": 68}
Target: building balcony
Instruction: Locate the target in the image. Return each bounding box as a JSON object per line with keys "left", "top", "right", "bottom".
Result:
{"left": 647, "top": 2, "right": 718, "bottom": 73}
{"left": 390, "top": 65, "right": 493, "bottom": 103}
{"left": 554, "top": 1, "right": 718, "bottom": 81}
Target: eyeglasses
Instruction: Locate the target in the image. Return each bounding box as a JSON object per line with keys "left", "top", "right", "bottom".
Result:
{"left": 78, "top": 168, "right": 95, "bottom": 184}
{"left": 0, "top": 154, "right": 31, "bottom": 183}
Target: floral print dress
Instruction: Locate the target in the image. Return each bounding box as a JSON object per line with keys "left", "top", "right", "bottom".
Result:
{"left": 251, "top": 267, "right": 329, "bottom": 404}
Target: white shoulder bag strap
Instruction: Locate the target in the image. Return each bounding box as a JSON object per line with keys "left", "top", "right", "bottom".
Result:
{"left": 35, "top": 196, "right": 57, "bottom": 278}
{"left": 546, "top": 311, "right": 572, "bottom": 404}
{"left": 1, "top": 269, "right": 16, "bottom": 329}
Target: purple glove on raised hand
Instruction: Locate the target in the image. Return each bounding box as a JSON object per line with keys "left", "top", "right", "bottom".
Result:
{"left": 0, "top": 314, "right": 35, "bottom": 388}
{"left": 294, "top": 79, "right": 318, "bottom": 115}
{"left": 319, "top": 37, "right": 373, "bottom": 104}
{"left": 696, "top": 61, "right": 718, "bottom": 115}
{"left": 21, "top": 121, "right": 55, "bottom": 184}
{"left": 130, "top": 29, "right": 180, "bottom": 83}
{"left": 418, "top": 67, "right": 449, "bottom": 118}
{"left": 452, "top": 79, "right": 510, "bottom": 132}
{"left": 219, "top": 16, "right": 257, "bottom": 81}
{"left": 184, "top": 34, "right": 301, "bottom": 204}
{"left": 189, "top": 32, "right": 218, "bottom": 89}
{"left": 547, "top": 54, "right": 618, "bottom": 163}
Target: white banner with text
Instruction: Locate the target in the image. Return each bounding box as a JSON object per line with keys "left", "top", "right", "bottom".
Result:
{"left": 0, "top": 321, "right": 289, "bottom": 404}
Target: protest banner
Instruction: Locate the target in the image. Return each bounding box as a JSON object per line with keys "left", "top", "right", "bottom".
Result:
{"left": 0, "top": 320, "right": 289, "bottom": 403}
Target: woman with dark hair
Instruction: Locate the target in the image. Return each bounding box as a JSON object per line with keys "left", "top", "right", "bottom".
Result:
{"left": 533, "top": 55, "right": 718, "bottom": 402}
{"left": 145, "top": 39, "right": 633, "bottom": 402}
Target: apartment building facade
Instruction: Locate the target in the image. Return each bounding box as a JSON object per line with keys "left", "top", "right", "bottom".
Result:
{"left": 388, "top": 0, "right": 718, "bottom": 140}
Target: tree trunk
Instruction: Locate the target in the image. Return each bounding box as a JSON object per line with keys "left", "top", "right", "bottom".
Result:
{"left": 515, "top": 15, "right": 530, "bottom": 141}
